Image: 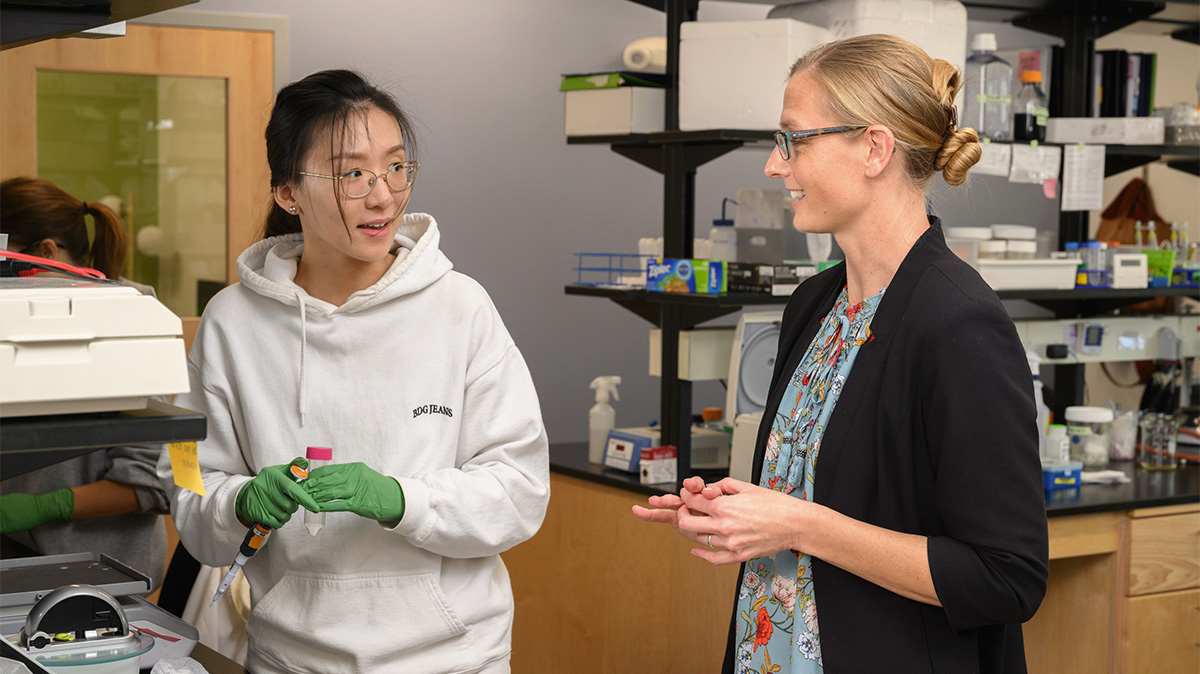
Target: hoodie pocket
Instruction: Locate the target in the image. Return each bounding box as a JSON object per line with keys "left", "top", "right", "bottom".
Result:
{"left": 247, "top": 572, "right": 471, "bottom": 673}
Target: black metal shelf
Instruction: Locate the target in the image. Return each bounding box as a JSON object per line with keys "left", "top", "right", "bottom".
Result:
{"left": 1, "top": 0, "right": 198, "bottom": 51}
{"left": 0, "top": 400, "right": 207, "bottom": 478}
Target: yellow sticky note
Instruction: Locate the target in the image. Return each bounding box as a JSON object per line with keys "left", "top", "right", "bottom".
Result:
{"left": 168, "top": 442, "right": 207, "bottom": 496}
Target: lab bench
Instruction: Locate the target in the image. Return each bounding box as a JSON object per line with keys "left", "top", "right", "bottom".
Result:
{"left": 500, "top": 443, "right": 1200, "bottom": 673}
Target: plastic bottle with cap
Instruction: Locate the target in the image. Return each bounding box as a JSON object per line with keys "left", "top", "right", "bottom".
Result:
{"left": 963, "top": 33, "right": 1013, "bottom": 141}
{"left": 304, "top": 446, "right": 332, "bottom": 536}
{"left": 1013, "top": 70, "right": 1048, "bottom": 142}
{"left": 1044, "top": 424, "right": 1070, "bottom": 464}
{"left": 709, "top": 197, "right": 737, "bottom": 262}
{"left": 700, "top": 407, "right": 726, "bottom": 432}
{"left": 589, "top": 377, "right": 621, "bottom": 464}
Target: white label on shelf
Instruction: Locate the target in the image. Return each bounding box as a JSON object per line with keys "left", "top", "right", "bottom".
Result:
{"left": 1061, "top": 143, "right": 1105, "bottom": 212}
{"left": 1009, "top": 143, "right": 1061, "bottom": 184}
{"left": 974, "top": 142, "right": 1012, "bottom": 177}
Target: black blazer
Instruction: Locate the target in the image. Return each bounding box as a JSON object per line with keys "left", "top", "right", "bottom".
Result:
{"left": 722, "top": 219, "right": 1049, "bottom": 674}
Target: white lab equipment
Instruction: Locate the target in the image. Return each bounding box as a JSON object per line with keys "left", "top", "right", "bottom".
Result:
{"left": 0, "top": 277, "right": 188, "bottom": 417}
{"left": 729, "top": 412, "right": 764, "bottom": 482}
{"left": 623, "top": 36, "right": 667, "bottom": 74}
{"left": 725, "top": 311, "right": 784, "bottom": 428}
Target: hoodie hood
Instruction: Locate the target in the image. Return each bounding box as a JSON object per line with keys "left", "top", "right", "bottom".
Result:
{"left": 233, "top": 212, "right": 452, "bottom": 426}
{"left": 236, "top": 212, "right": 453, "bottom": 314}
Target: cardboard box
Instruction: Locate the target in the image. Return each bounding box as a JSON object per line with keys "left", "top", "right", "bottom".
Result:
{"left": 679, "top": 19, "right": 831, "bottom": 131}
{"left": 646, "top": 258, "right": 727, "bottom": 294}
{"left": 1121, "top": 117, "right": 1164, "bottom": 144}
{"left": 639, "top": 446, "right": 678, "bottom": 485}
{"left": 727, "top": 262, "right": 817, "bottom": 294}
{"left": 1045, "top": 117, "right": 1124, "bottom": 144}
{"left": 564, "top": 88, "right": 664, "bottom": 136}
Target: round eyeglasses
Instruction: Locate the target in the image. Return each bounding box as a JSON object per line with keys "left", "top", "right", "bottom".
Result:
{"left": 298, "top": 161, "right": 419, "bottom": 199}
{"left": 773, "top": 126, "right": 867, "bottom": 161}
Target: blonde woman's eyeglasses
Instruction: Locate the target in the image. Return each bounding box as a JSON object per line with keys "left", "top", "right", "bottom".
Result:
{"left": 773, "top": 126, "right": 867, "bottom": 160}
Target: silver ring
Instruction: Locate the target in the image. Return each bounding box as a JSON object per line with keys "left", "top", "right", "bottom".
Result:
{"left": 706, "top": 534, "right": 713, "bottom": 548}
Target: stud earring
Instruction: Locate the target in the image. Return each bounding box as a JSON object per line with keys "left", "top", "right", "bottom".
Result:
{"left": 288, "top": 207, "right": 297, "bottom": 214}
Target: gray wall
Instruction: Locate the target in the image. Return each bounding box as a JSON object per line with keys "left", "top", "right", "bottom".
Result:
{"left": 158, "top": 1, "right": 1065, "bottom": 443}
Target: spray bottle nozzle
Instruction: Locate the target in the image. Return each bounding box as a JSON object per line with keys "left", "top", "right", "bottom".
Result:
{"left": 590, "top": 376, "right": 621, "bottom": 404}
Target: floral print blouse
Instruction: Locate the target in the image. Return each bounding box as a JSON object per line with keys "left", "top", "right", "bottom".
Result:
{"left": 732, "top": 286, "right": 885, "bottom": 674}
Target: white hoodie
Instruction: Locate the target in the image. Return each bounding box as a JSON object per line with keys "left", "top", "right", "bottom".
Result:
{"left": 159, "top": 213, "right": 550, "bottom": 674}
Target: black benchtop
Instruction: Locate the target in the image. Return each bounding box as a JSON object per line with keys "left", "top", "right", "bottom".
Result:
{"left": 549, "top": 442, "right": 1200, "bottom": 517}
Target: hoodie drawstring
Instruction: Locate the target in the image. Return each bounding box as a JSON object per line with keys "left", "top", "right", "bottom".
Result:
{"left": 294, "top": 290, "right": 308, "bottom": 427}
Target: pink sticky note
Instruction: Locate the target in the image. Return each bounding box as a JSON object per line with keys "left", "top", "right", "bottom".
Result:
{"left": 1043, "top": 178, "right": 1058, "bottom": 199}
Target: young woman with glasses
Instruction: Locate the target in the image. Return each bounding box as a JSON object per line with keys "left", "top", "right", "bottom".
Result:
{"left": 160, "top": 69, "right": 549, "bottom": 673}
{"left": 635, "top": 34, "right": 1048, "bottom": 674}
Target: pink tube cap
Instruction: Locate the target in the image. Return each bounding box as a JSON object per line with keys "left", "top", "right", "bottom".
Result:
{"left": 306, "top": 446, "right": 333, "bottom": 461}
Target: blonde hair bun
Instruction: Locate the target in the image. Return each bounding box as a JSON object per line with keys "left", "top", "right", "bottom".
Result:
{"left": 936, "top": 127, "right": 981, "bottom": 187}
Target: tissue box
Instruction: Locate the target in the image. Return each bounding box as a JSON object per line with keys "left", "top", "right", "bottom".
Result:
{"left": 639, "top": 446, "right": 678, "bottom": 485}
{"left": 564, "top": 88, "right": 664, "bottom": 136}
{"left": 679, "top": 19, "right": 832, "bottom": 131}
{"left": 646, "top": 258, "right": 727, "bottom": 294}
{"left": 727, "top": 262, "right": 817, "bottom": 294}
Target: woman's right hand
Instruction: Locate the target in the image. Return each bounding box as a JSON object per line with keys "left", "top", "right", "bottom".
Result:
{"left": 631, "top": 476, "right": 726, "bottom": 541}
{"left": 235, "top": 459, "right": 318, "bottom": 529}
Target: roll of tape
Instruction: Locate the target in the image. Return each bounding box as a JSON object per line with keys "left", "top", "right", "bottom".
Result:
{"left": 623, "top": 36, "right": 667, "bottom": 74}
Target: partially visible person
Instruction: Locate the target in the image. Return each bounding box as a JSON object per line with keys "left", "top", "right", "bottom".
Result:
{"left": 634, "top": 34, "right": 1048, "bottom": 674}
{"left": 0, "top": 176, "right": 170, "bottom": 588}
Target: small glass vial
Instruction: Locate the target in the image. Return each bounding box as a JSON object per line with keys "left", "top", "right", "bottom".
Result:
{"left": 304, "top": 446, "right": 332, "bottom": 536}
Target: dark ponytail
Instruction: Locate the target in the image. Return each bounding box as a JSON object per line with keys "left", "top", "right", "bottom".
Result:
{"left": 261, "top": 70, "right": 419, "bottom": 240}
{"left": 1, "top": 176, "right": 129, "bottom": 279}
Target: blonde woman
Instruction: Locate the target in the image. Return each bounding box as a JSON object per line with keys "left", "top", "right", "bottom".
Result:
{"left": 635, "top": 35, "right": 1048, "bottom": 673}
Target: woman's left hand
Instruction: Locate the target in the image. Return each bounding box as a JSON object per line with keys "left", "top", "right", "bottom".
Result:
{"left": 676, "top": 477, "right": 809, "bottom": 565}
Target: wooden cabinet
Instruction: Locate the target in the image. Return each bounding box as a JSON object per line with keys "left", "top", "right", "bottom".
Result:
{"left": 1115, "top": 505, "right": 1200, "bottom": 674}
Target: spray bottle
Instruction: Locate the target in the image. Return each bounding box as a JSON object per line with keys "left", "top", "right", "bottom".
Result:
{"left": 1026, "top": 349, "right": 1050, "bottom": 460}
{"left": 589, "top": 376, "right": 622, "bottom": 464}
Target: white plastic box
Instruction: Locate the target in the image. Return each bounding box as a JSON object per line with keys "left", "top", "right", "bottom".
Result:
{"left": 977, "top": 259, "right": 1079, "bottom": 290}
{"left": 564, "top": 88, "right": 664, "bottom": 136}
{"left": 679, "top": 19, "right": 832, "bottom": 131}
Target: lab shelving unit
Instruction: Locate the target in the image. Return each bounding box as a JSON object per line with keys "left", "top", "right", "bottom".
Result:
{"left": 566, "top": 0, "right": 1199, "bottom": 469}
{"left": 0, "top": 400, "right": 207, "bottom": 477}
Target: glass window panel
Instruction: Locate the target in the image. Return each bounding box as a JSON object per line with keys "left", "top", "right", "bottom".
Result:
{"left": 37, "top": 71, "right": 227, "bottom": 317}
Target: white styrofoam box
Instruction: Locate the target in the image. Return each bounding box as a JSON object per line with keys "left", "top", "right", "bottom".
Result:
{"left": 768, "top": 0, "right": 967, "bottom": 107}
{"left": 679, "top": 19, "right": 832, "bottom": 131}
{"left": 976, "top": 259, "right": 1078, "bottom": 290}
{"left": 1046, "top": 117, "right": 1124, "bottom": 144}
{"left": 564, "top": 87, "right": 664, "bottom": 136}
{"left": 1121, "top": 117, "right": 1165, "bottom": 145}
{"left": 649, "top": 327, "right": 735, "bottom": 381}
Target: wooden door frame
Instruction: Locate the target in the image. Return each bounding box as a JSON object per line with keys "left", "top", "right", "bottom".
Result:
{"left": 0, "top": 22, "right": 275, "bottom": 301}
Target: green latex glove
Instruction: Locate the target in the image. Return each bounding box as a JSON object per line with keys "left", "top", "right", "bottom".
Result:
{"left": 0, "top": 488, "right": 74, "bottom": 534}
{"left": 235, "top": 458, "right": 318, "bottom": 530}
{"left": 305, "top": 463, "right": 405, "bottom": 522}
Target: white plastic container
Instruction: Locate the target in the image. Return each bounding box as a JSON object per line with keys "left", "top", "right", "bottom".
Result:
{"left": 978, "top": 240, "right": 1008, "bottom": 259}
{"left": 976, "top": 259, "right": 1079, "bottom": 290}
{"left": 709, "top": 221, "right": 737, "bottom": 261}
{"left": 944, "top": 226, "right": 992, "bottom": 240}
{"left": 1006, "top": 240, "right": 1037, "bottom": 259}
{"left": 991, "top": 224, "right": 1037, "bottom": 240}
{"left": 944, "top": 237, "right": 980, "bottom": 267}
{"left": 1065, "top": 406, "right": 1113, "bottom": 471}
{"left": 1044, "top": 424, "right": 1070, "bottom": 464}
{"left": 304, "top": 446, "right": 332, "bottom": 535}
{"left": 679, "top": 19, "right": 832, "bottom": 131}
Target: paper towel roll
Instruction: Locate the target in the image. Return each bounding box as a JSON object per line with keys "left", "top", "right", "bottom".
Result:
{"left": 623, "top": 37, "right": 667, "bottom": 74}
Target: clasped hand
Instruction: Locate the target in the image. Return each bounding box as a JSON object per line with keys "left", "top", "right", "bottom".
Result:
{"left": 236, "top": 459, "right": 405, "bottom": 529}
{"left": 631, "top": 476, "right": 809, "bottom": 565}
